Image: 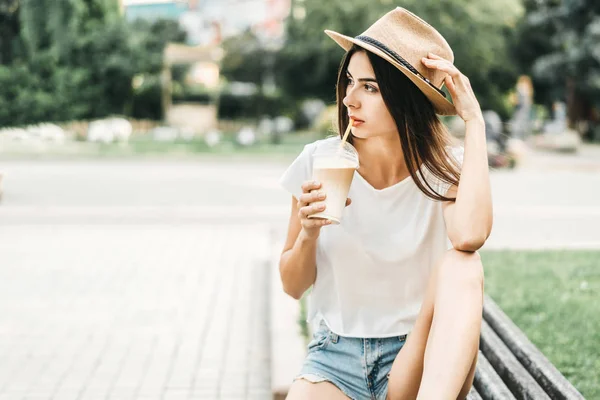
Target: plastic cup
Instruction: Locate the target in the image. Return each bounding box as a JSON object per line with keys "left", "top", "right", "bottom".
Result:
{"left": 308, "top": 138, "right": 359, "bottom": 224}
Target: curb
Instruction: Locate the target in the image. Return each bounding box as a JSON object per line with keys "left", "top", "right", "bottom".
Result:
{"left": 270, "top": 240, "right": 306, "bottom": 399}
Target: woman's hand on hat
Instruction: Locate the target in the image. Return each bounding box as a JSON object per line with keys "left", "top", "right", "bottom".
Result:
{"left": 421, "top": 53, "right": 483, "bottom": 124}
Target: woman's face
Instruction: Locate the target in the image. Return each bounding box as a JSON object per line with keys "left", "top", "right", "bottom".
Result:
{"left": 343, "top": 51, "right": 398, "bottom": 139}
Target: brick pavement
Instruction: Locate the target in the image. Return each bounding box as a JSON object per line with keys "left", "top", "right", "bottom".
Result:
{"left": 0, "top": 224, "right": 272, "bottom": 400}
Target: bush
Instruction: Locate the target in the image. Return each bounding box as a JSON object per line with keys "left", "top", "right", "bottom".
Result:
{"left": 217, "top": 91, "right": 289, "bottom": 120}
{"left": 313, "top": 104, "right": 338, "bottom": 137}
{"left": 0, "top": 11, "right": 187, "bottom": 127}
{"left": 172, "top": 85, "right": 214, "bottom": 105}
{"left": 131, "top": 75, "right": 164, "bottom": 120}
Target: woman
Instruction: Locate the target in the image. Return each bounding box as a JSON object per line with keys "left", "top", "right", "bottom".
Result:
{"left": 279, "top": 7, "right": 493, "bottom": 400}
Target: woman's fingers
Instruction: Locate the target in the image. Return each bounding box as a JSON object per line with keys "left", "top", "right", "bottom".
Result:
{"left": 298, "top": 201, "right": 331, "bottom": 229}
{"left": 443, "top": 75, "right": 458, "bottom": 100}
{"left": 421, "top": 58, "right": 460, "bottom": 78}
{"left": 298, "top": 181, "right": 322, "bottom": 208}
{"left": 299, "top": 191, "right": 326, "bottom": 205}
{"left": 298, "top": 182, "right": 351, "bottom": 228}
{"left": 303, "top": 218, "right": 331, "bottom": 228}
{"left": 298, "top": 202, "right": 325, "bottom": 218}
{"left": 427, "top": 52, "right": 444, "bottom": 60}
{"left": 301, "top": 180, "right": 321, "bottom": 194}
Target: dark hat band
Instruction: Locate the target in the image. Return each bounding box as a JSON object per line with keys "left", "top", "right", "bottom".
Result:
{"left": 355, "top": 35, "right": 447, "bottom": 98}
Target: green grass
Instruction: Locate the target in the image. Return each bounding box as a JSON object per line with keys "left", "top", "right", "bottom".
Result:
{"left": 110, "top": 130, "right": 320, "bottom": 157}
{"left": 481, "top": 250, "right": 600, "bottom": 398}
{"left": 298, "top": 250, "right": 600, "bottom": 397}
{"left": 0, "top": 130, "right": 323, "bottom": 161}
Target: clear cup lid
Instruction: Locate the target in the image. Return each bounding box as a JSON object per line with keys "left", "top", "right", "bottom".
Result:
{"left": 312, "top": 137, "right": 359, "bottom": 168}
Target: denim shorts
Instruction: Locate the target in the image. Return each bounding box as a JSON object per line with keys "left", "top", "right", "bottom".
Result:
{"left": 295, "top": 319, "right": 408, "bottom": 400}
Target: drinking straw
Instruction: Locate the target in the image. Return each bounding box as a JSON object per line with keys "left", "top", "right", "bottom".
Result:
{"left": 337, "top": 118, "right": 354, "bottom": 157}
{"left": 337, "top": 118, "right": 354, "bottom": 158}
{"left": 341, "top": 118, "right": 354, "bottom": 145}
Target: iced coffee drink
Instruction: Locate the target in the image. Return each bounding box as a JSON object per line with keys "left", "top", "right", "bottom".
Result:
{"left": 309, "top": 139, "right": 359, "bottom": 224}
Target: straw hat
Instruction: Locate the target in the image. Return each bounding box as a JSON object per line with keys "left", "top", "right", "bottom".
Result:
{"left": 325, "top": 7, "right": 456, "bottom": 115}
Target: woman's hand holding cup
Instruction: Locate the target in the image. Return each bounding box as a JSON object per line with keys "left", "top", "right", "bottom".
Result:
{"left": 298, "top": 180, "right": 351, "bottom": 239}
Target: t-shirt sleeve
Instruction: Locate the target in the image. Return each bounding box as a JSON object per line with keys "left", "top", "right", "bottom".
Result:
{"left": 438, "top": 145, "right": 464, "bottom": 196}
{"left": 278, "top": 142, "right": 317, "bottom": 200}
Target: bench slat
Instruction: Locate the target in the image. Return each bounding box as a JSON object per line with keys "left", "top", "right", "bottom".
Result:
{"left": 466, "top": 385, "right": 483, "bottom": 400}
{"left": 483, "top": 296, "right": 584, "bottom": 399}
{"left": 480, "top": 319, "right": 550, "bottom": 399}
{"left": 473, "top": 350, "right": 517, "bottom": 399}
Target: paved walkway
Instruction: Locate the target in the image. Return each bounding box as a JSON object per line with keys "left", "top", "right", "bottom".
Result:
{"left": 0, "top": 224, "right": 272, "bottom": 400}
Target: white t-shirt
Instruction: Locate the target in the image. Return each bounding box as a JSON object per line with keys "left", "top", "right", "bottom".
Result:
{"left": 279, "top": 136, "right": 464, "bottom": 338}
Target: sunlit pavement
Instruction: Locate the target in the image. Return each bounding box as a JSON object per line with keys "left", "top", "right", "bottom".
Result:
{"left": 2, "top": 146, "right": 598, "bottom": 248}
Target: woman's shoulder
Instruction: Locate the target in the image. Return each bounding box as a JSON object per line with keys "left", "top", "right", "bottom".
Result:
{"left": 279, "top": 136, "right": 341, "bottom": 198}
{"left": 305, "top": 135, "right": 339, "bottom": 149}
{"left": 296, "top": 135, "right": 340, "bottom": 157}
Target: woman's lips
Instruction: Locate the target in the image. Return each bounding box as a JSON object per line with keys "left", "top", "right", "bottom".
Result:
{"left": 352, "top": 119, "right": 364, "bottom": 127}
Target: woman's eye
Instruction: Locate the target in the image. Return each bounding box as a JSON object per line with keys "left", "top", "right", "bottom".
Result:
{"left": 346, "top": 77, "right": 377, "bottom": 93}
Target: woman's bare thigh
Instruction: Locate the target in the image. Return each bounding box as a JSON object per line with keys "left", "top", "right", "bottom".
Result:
{"left": 386, "top": 249, "right": 483, "bottom": 399}
{"left": 286, "top": 378, "right": 351, "bottom": 400}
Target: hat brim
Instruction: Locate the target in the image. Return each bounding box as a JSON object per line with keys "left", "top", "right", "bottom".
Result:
{"left": 324, "top": 30, "right": 456, "bottom": 116}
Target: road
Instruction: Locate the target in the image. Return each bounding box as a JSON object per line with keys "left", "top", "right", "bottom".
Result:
{"left": 2, "top": 147, "right": 600, "bottom": 249}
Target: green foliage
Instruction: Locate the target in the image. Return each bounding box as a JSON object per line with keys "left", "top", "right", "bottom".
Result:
{"left": 130, "top": 74, "right": 163, "bottom": 120}
{"left": 217, "top": 90, "right": 289, "bottom": 120}
{"left": 219, "top": 30, "right": 289, "bottom": 120}
{"left": 0, "top": 54, "right": 92, "bottom": 125}
{"left": 221, "top": 30, "right": 268, "bottom": 84}
{"left": 127, "top": 19, "right": 188, "bottom": 119}
{"left": 513, "top": 0, "right": 600, "bottom": 109}
{"left": 19, "top": 0, "right": 119, "bottom": 59}
{"left": 0, "top": 0, "right": 187, "bottom": 127}
{"left": 0, "top": 0, "right": 22, "bottom": 64}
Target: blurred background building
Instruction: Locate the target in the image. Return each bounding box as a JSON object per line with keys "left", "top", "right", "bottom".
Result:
{"left": 122, "top": 0, "right": 291, "bottom": 46}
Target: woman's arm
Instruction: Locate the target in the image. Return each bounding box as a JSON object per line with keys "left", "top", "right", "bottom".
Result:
{"left": 279, "top": 196, "right": 319, "bottom": 300}
{"left": 420, "top": 53, "right": 493, "bottom": 252}
{"left": 443, "top": 118, "right": 493, "bottom": 252}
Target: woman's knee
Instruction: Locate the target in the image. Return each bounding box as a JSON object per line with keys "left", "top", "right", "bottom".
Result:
{"left": 437, "top": 249, "right": 484, "bottom": 289}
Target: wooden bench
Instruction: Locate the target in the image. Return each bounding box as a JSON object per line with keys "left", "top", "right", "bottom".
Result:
{"left": 467, "top": 295, "right": 584, "bottom": 400}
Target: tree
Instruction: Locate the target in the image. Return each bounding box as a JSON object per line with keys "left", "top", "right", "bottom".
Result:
{"left": 19, "top": 0, "right": 120, "bottom": 59}
{"left": 127, "top": 18, "right": 188, "bottom": 119}
{"left": 221, "top": 30, "right": 267, "bottom": 85}
{"left": 513, "top": 0, "right": 600, "bottom": 132}
{"left": 0, "top": 0, "right": 22, "bottom": 64}
{"left": 14, "top": 0, "right": 131, "bottom": 120}
{"left": 0, "top": 0, "right": 187, "bottom": 126}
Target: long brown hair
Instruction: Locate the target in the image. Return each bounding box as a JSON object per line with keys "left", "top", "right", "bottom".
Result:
{"left": 336, "top": 45, "right": 460, "bottom": 202}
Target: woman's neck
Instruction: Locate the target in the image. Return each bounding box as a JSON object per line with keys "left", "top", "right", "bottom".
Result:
{"left": 352, "top": 135, "right": 410, "bottom": 189}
